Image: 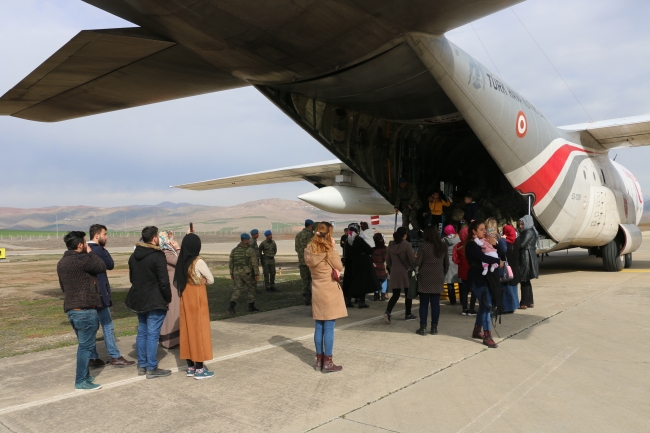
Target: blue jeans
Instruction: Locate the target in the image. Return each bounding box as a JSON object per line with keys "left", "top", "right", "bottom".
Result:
{"left": 471, "top": 282, "right": 492, "bottom": 331}
{"left": 419, "top": 293, "right": 441, "bottom": 325}
{"left": 67, "top": 309, "right": 99, "bottom": 385}
{"left": 92, "top": 307, "right": 121, "bottom": 359}
{"left": 136, "top": 309, "right": 167, "bottom": 370}
{"left": 375, "top": 278, "right": 387, "bottom": 294}
{"left": 314, "top": 320, "right": 335, "bottom": 356}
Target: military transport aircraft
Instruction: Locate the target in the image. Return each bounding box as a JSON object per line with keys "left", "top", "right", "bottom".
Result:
{"left": 1, "top": 0, "right": 649, "bottom": 272}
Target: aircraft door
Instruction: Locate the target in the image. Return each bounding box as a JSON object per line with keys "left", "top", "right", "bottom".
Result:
{"left": 573, "top": 186, "right": 619, "bottom": 246}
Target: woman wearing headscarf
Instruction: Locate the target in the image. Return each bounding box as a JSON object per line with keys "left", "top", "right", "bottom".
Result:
{"left": 464, "top": 220, "right": 504, "bottom": 348}
{"left": 342, "top": 223, "right": 381, "bottom": 308}
{"left": 518, "top": 215, "right": 539, "bottom": 309}
{"left": 304, "top": 221, "right": 346, "bottom": 372}
{"left": 173, "top": 233, "right": 215, "bottom": 379}
{"left": 159, "top": 231, "right": 181, "bottom": 348}
{"left": 384, "top": 230, "right": 417, "bottom": 324}
{"left": 414, "top": 226, "right": 449, "bottom": 335}
{"left": 442, "top": 225, "right": 460, "bottom": 305}
{"left": 501, "top": 224, "right": 521, "bottom": 313}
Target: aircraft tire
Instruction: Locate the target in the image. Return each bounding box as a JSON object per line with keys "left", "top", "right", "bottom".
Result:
{"left": 624, "top": 253, "right": 632, "bottom": 269}
{"left": 602, "top": 240, "right": 624, "bottom": 272}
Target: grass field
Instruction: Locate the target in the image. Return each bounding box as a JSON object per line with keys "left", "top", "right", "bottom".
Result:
{"left": 0, "top": 255, "right": 304, "bottom": 358}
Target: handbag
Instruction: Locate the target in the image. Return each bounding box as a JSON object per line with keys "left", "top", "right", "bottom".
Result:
{"left": 499, "top": 259, "right": 513, "bottom": 283}
{"left": 325, "top": 257, "right": 341, "bottom": 284}
{"left": 395, "top": 251, "right": 418, "bottom": 299}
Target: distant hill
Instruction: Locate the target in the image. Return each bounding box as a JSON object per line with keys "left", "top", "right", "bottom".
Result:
{"left": 0, "top": 200, "right": 397, "bottom": 234}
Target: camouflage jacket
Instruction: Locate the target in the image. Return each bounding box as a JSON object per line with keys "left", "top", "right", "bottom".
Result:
{"left": 393, "top": 183, "right": 421, "bottom": 209}
{"left": 294, "top": 228, "right": 314, "bottom": 265}
{"left": 259, "top": 239, "right": 277, "bottom": 260}
{"left": 229, "top": 242, "right": 259, "bottom": 276}
{"left": 249, "top": 238, "right": 260, "bottom": 261}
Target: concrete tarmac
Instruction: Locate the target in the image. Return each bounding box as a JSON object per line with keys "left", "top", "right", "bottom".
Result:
{"left": 1, "top": 245, "right": 649, "bottom": 432}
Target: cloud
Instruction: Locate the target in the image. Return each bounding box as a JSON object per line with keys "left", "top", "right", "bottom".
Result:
{"left": 2, "top": 0, "right": 650, "bottom": 206}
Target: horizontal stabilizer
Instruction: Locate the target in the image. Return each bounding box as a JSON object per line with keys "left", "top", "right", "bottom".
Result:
{"left": 560, "top": 114, "right": 650, "bottom": 150}
{"left": 0, "top": 27, "right": 246, "bottom": 122}
{"left": 172, "top": 160, "right": 353, "bottom": 190}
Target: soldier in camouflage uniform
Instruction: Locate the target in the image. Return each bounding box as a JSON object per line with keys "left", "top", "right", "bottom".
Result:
{"left": 393, "top": 177, "right": 421, "bottom": 231}
{"left": 295, "top": 219, "right": 314, "bottom": 305}
{"left": 259, "top": 230, "right": 277, "bottom": 292}
{"left": 228, "top": 233, "right": 260, "bottom": 314}
{"left": 249, "top": 229, "right": 261, "bottom": 293}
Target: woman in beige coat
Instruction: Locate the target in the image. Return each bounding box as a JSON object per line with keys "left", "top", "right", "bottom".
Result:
{"left": 159, "top": 231, "right": 181, "bottom": 348}
{"left": 304, "top": 221, "right": 346, "bottom": 373}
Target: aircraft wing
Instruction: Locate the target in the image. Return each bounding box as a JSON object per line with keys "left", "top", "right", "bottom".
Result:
{"left": 172, "top": 160, "right": 353, "bottom": 191}
{"left": 559, "top": 114, "right": 650, "bottom": 150}
{"left": 0, "top": 27, "right": 246, "bottom": 122}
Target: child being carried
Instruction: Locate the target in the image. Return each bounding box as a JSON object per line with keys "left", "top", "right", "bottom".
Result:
{"left": 474, "top": 228, "right": 499, "bottom": 275}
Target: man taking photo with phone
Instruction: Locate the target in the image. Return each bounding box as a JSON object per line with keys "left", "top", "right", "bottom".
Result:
{"left": 57, "top": 231, "right": 107, "bottom": 391}
{"left": 87, "top": 224, "right": 135, "bottom": 368}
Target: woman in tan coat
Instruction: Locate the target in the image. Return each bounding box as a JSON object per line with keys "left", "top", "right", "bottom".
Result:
{"left": 304, "top": 221, "right": 346, "bottom": 373}
{"left": 173, "top": 233, "right": 215, "bottom": 380}
{"left": 159, "top": 231, "right": 181, "bottom": 348}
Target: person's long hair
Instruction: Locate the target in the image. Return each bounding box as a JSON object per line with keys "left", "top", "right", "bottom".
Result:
{"left": 309, "top": 221, "right": 334, "bottom": 254}
{"left": 464, "top": 220, "right": 485, "bottom": 248}
{"left": 423, "top": 226, "right": 447, "bottom": 258}
{"left": 484, "top": 217, "right": 501, "bottom": 240}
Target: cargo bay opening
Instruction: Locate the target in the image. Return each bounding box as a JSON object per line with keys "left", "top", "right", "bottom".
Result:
{"left": 258, "top": 88, "right": 532, "bottom": 230}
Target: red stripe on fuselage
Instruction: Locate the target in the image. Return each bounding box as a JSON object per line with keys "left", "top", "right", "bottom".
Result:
{"left": 515, "top": 144, "right": 592, "bottom": 205}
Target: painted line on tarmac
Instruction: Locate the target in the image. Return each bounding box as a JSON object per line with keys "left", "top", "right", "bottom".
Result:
{"left": 620, "top": 269, "right": 650, "bottom": 272}
{"left": 455, "top": 347, "right": 579, "bottom": 433}
{"left": 0, "top": 311, "right": 399, "bottom": 416}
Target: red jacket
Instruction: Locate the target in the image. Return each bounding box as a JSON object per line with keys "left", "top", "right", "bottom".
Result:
{"left": 452, "top": 243, "right": 469, "bottom": 281}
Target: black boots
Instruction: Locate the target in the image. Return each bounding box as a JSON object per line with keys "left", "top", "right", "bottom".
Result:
{"left": 415, "top": 324, "right": 427, "bottom": 336}
{"left": 373, "top": 292, "right": 380, "bottom": 301}
{"left": 248, "top": 302, "right": 259, "bottom": 313}
{"left": 430, "top": 324, "right": 438, "bottom": 335}
{"left": 228, "top": 301, "right": 236, "bottom": 315}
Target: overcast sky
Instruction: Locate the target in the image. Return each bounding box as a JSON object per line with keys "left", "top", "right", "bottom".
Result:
{"left": 1, "top": 0, "right": 649, "bottom": 208}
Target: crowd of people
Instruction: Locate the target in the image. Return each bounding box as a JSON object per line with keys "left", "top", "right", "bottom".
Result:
{"left": 55, "top": 200, "right": 540, "bottom": 389}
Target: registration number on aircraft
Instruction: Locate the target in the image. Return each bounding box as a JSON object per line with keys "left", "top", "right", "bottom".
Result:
{"left": 571, "top": 193, "right": 582, "bottom": 200}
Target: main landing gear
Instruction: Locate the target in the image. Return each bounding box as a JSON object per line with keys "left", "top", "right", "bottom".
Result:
{"left": 601, "top": 239, "right": 625, "bottom": 272}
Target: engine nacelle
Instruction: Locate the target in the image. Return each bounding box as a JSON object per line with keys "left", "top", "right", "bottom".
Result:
{"left": 298, "top": 186, "right": 394, "bottom": 215}
{"left": 619, "top": 224, "right": 642, "bottom": 255}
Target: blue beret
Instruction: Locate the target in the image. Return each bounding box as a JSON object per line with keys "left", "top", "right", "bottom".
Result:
{"left": 264, "top": 230, "right": 272, "bottom": 237}
{"left": 398, "top": 177, "right": 407, "bottom": 183}
{"left": 250, "top": 229, "right": 259, "bottom": 235}
{"left": 240, "top": 233, "right": 251, "bottom": 240}
{"left": 305, "top": 219, "right": 314, "bottom": 226}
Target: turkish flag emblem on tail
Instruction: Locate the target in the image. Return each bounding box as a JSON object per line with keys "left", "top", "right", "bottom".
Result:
{"left": 370, "top": 216, "right": 380, "bottom": 225}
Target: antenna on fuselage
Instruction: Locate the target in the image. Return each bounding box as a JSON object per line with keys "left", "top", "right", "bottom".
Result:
{"left": 510, "top": 7, "right": 593, "bottom": 122}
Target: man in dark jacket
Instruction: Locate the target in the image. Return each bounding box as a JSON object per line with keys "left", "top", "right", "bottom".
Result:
{"left": 125, "top": 226, "right": 172, "bottom": 379}
{"left": 57, "top": 231, "right": 107, "bottom": 391}
{"left": 87, "top": 224, "right": 135, "bottom": 368}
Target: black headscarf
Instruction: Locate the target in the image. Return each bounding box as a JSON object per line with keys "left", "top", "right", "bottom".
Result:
{"left": 173, "top": 233, "right": 201, "bottom": 296}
